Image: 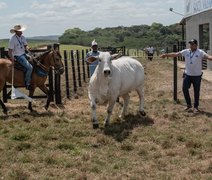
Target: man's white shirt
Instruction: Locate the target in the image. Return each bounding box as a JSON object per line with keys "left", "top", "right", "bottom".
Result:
{"left": 9, "top": 35, "right": 27, "bottom": 56}
{"left": 180, "top": 49, "right": 207, "bottom": 76}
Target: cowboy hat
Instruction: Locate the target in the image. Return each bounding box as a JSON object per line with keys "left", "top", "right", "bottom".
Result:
{"left": 10, "top": 24, "right": 27, "bottom": 33}
{"left": 91, "top": 39, "right": 98, "bottom": 47}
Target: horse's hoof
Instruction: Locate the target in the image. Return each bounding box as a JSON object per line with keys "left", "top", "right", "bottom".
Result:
{"left": 93, "top": 124, "right": 99, "bottom": 129}
{"left": 140, "top": 111, "right": 146, "bottom": 116}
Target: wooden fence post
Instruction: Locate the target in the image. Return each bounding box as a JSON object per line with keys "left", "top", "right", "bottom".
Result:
{"left": 85, "top": 49, "right": 90, "bottom": 78}
{"left": 53, "top": 43, "right": 62, "bottom": 104}
{"left": 64, "top": 50, "right": 70, "bottom": 99}
{"left": 76, "top": 50, "right": 82, "bottom": 87}
{"left": 173, "top": 45, "right": 178, "bottom": 102}
{"left": 82, "top": 50, "right": 86, "bottom": 82}
{"left": 46, "top": 45, "right": 54, "bottom": 102}
{"left": 71, "top": 50, "right": 77, "bottom": 93}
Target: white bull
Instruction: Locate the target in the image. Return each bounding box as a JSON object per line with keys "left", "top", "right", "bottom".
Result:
{"left": 88, "top": 52, "right": 146, "bottom": 128}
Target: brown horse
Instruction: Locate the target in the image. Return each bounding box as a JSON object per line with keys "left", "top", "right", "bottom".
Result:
{"left": 0, "top": 49, "right": 64, "bottom": 114}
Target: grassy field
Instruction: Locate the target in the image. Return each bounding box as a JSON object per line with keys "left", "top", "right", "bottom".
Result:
{"left": 0, "top": 57, "right": 212, "bottom": 179}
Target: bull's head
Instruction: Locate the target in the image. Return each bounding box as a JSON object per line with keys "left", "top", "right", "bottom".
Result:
{"left": 88, "top": 52, "right": 121, "bottom": 78}
{"left": 97, "top": 52, "right": 113, "bottom": 78}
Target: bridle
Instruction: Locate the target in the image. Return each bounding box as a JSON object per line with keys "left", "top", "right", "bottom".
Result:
{"left": 31, "top": 50, "right": 63, "bottom": 75}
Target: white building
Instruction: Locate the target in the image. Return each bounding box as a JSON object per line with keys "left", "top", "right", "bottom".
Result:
{"left": 183, "top": 0, "right": 212, "bottom": 70}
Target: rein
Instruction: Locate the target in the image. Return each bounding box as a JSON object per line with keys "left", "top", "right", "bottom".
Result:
{"left": 30, "top": 49, "right": 62, "bottom": 75}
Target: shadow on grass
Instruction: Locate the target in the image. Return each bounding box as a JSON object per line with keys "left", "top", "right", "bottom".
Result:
{"left": 0, "top": 110, "right": 55, "bottom": 120}
{"left": 197, "top": 110, "right": 212, "bottom": 118}
{"left": 102, "top": 114, "right": 154, "bottom": 142}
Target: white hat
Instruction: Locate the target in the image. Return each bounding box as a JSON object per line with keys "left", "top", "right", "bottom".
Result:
{"left": 91, "top": 39, "right": 98, "bottom": 46}
{"left": 10, "top": 24, "right": 27, "bottom": 33}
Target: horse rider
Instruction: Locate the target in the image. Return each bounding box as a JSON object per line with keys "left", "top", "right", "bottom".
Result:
{"left": 8, "top": 24, "right": 33, "bottom": 90}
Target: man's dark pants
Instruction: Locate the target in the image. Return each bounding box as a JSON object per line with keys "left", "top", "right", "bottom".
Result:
{"left": 182, "top": 74, "right": 202, "bottom": 108}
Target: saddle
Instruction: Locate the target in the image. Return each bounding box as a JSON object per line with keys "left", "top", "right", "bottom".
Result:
{"left": 14, "top": 54, "right": 48, "bottom": 77}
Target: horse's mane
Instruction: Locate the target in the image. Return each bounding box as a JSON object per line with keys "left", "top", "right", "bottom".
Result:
{"left": 39, "top": 50, "right": 52, "bottom": 59}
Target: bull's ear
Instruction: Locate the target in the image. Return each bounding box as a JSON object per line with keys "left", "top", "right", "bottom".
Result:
{"left": 111, "top": 53, "right": 121, "bottom": 60}
{"left": 87, "top": 56, "right": 98, "bottom": 63}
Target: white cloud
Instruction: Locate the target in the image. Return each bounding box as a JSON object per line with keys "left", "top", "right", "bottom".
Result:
{"left": 0, "top": 2, "right": 7, "bottom": 9}
{"left": 10, "top": 12, "right": 37, "bottom": 19}
{"left": 0, "top": 0, "right": 184, "bottom": 38}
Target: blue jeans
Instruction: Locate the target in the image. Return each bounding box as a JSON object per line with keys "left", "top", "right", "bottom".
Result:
{"left": 14, "top": 54, "right": 33, "bottom": 86}
{"left": 182, "top": 74, "right": 202, "bottom": 108}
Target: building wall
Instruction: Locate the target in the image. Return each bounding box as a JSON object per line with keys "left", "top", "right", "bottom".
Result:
{"left": 185, "top": 9, "right": 212, "bottom": 70}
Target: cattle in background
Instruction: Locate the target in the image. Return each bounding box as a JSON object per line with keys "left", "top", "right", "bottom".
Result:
{"left": 88, "top": 52, "right": 146, "bottom": 129}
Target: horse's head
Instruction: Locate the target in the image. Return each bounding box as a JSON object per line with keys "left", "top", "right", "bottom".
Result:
{"left": 48, "top": 50, "right": 64, "bottom": 75}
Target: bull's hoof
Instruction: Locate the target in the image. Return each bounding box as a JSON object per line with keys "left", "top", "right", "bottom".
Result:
{"left": 3, "top": 110, "right": 8, "bottom": 115}
{"left": 93, "top": 123, "right": 99, "bottom": 129}
{"left": 104, "top": 122, "right": 109, "bottom": 128}
{"left": 44, "top": 106, "right": 49, "bottom": 110}
{"left": 140, "top": 111, "right": 146, "bottom": 116}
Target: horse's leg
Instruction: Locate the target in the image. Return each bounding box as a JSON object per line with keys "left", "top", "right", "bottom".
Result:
{"left": 39, "top": 84, "right": 51, "bottom": 110}
{"left": 28, "top": 89, "right": 35, "bottom": 112}
{"left": 0, "top": 79, "right": 7, "bottom": 114}
{"left": 0, "top": 99, "right": 7, "bottom": 115}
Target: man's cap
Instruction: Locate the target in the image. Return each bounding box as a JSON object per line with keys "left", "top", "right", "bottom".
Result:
{"left": 10, "top": 24, "right": 27, "bottom": 33}
{"left": 188, "top": 39, "right": 198, "bottom": 45}
{"left": 91, "top": 39, "right": 98, "bottom": 47}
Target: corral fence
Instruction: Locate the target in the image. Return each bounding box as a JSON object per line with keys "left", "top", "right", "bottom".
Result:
{"left": 0, "top": 43, "right": 62, "bottom": 104}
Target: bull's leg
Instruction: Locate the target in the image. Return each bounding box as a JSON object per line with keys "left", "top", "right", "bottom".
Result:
{"left": 39, "top": 85, "right": 51, "bottom": 110}
{"left": 0, "top": 99, "right": 7, "bottom": 115}
{"left": 104, "top": 99, "right": 116, "bottom": 127}
{"left": 136, "top": 84, "right": 146, "bottom": 116}
{"left": 119, "top": 93, "right": 130, "bottom": 118}
{"left": 90, "top": 99, "right": 99, "bottom": 129}
{"left": 28, "top": 89, "right": 35, "bottom": 112}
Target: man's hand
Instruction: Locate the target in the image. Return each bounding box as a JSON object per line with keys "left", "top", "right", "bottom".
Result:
{"left": 86, "top": 56, "right": 98, "bottom": 63}
{"left": 160, "top": 54, "right": 167, "bottom": 58}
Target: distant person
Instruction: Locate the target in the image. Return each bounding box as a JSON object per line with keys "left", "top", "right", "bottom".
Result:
{"left": 160, "top": 39, "right": 212, "bottom": 113}
{"left": 146, "top": 45, "right": 154, "bottom": 61}
{"left": 85, "top": 39, "right": 100, "bottom": 77}
{"left": 8, "top": 24, "right": 33, "bottom": 90}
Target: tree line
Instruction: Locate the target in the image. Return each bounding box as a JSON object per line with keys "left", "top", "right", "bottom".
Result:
{"left": 59, "top": 22, "right": 183, "bottom": 50}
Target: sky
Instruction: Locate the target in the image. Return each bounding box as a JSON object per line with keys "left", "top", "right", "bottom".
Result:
{"left": 0, "top": 0, "right": 184, "bottom": 39}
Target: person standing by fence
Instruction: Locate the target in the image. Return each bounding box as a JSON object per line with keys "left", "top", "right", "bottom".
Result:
{"left": 8, "top": 24, "right": 33, "bottom": 90}
{"left": 160, "top": 39, "right": 212, "bottom": 113}
{"left": 85, "top": 40, "right": 100, "bottom": 77}
{"left": 146, "top": 45, "right": 154, "bottom": 61}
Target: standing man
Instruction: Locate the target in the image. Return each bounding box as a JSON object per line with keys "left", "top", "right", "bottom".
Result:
{"left": 85, "top": 40, "right": 100, "bottom": 77}
{"left": 161, "top": 39, "right": 212, "bottom": 113}
{"left": 146, "top": 45, "right": 154, "bottom": 61}
{"left": 8, "top": 24, "right": 33, "bottom": 90}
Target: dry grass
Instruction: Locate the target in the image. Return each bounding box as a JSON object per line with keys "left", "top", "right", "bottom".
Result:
{"left": 0, "top": 58, "right": 211, "bottom": 179}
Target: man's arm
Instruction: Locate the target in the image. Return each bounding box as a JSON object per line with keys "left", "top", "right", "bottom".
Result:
{"left": 160, "top": 52, "right": 181, "bottom": 58}
{"left": 204, "top": 54, "right": 212, "bottom": 61}
{"left": 8, "top": 49, "right": 14, "bottom": 62}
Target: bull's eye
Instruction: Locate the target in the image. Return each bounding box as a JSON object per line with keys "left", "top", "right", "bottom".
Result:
{"left": 98, "top": 59, "right": 102, "bottom": 62}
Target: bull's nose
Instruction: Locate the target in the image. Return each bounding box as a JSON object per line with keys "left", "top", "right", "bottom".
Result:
{"left": 104, "top": 70, "right": 111, "bottom": 75}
